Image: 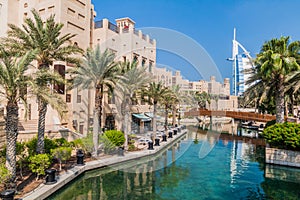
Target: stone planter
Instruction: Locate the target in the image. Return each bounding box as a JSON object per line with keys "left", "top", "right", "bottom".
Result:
{"left": 265, "top": 147, "right": 300, "bottom": 168}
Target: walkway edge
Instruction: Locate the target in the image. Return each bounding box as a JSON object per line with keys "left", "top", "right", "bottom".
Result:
{"left": 22, "top": 129, "right": 188, "bottom": 200}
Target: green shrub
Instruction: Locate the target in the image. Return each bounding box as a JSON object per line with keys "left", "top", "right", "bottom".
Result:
{"left": 51, "top": 147, "right": 72, "bottom": 171}
{"left": 26, "top": 137, "right": 58, "bottom": 156}
{"left": 0, "top": 163, "right": 11, "bottom": 185}
{"left": 128, "top": 144, "right": 136, "bottom": 151}
{"left": 103, "top": 130, "right": 125, "bottom": 147}
{"left": 29, "top": 154, "right": 52, "bottom": 180}
{"left": 53, "top": 138, "right": 71, "bottom": 147}
{"left": 265, "top": 119, "right": 276, "bottom": 128}
{"left": 81, "top": 134, "right": 94, "bottom": 154}
{"left": 100, "top": 134, "right": 117, "bottom": 154}
{"left": 70, "top": 138, "right": 84, "bottom": 149}
{"left": 262, "top": 122, "right": 300, "bottom": 150}
{"left": 0, "top": 146, "right": 6, "bottom": 158}
{"left": 16, "top": 142, "right": 27, "bottom": 178}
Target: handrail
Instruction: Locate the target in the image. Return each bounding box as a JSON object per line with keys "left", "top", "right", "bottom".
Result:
{"left": 184, "top": 109, "right": 276, "bottom": 122}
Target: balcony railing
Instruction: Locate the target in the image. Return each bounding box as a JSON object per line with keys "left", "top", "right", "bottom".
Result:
{"left": 134, "top": 29, "right": 139, "bottom": 36}
{"left": 142, "top": 34, "right": 146, "bottom": 40}
{"left": 108, "top": 22, "right": 119, "bottom": 33}
{"left": 94, "top": 20, "right": 103, "bottom": 29}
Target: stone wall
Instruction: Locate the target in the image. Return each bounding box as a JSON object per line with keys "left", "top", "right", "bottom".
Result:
{"left": 265, "top": 147, "right": 300, "bottom": 168}
{"left": 18, "top": 129, "right": 82, "bottom": 143}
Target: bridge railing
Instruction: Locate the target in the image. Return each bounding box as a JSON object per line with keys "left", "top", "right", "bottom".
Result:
{"left": 184, "top": 109, "right": 276, "bottom": 122}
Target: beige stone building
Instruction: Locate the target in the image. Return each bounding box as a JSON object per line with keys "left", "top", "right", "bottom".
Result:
{"left": 92, "top": 17, "right": 157, "bottom": 133}
{"left": 0, "top": 0, "right": 95, "bottom": 135}
{"left": 153, "top": 67, "right": 173, "bottom": 87}
{"left": 0, "top": 0, "right": 237, "bottom": 137}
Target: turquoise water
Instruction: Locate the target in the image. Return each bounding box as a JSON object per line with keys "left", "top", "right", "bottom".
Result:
{"left": 48, "top": 131, "right": 300, "bottom": 200}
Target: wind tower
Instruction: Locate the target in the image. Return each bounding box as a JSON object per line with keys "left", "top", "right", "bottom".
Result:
{"left": 227, "top": 28, "right": 253, "bottom": 96}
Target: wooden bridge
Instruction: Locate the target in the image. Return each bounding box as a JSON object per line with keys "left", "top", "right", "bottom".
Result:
{"left": 184, "top": 109, "right": 276, "bottom": 122}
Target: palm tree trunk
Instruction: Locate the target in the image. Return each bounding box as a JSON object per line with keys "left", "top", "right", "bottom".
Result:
{"left": 276, "top": 77, "right": 285, "bottom": 123}
{"left": 124, "top": 107, "right": 129, "bottom": 150}
{"left": 172, "top": 105, "right": 176, "bottom": 126}
{"left": 93, "top": 86, "right": 102, "bottom": 156}
{"left": 152, "top": 103, "right": 157, "bottom": 142}
{"left": 164, "top": 104, "right": 168, "bottom": 130}
{"left": 5, "top": 103, "right": 19, "bottom": 181}
{"left": 37, "top": 98, "right": 47, "bottom": 154}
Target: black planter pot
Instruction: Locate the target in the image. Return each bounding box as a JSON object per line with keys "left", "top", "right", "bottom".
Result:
{"left": 45, "top": 169, "right": 57, "bottom": 185}
{"left": 76, "top": 149, "right": 85, "bottom": 166}
{"left": 0, "top": 190, "right": 15, "bottom": 200}
{"left": 154, "top": 138, "right": 160, "bottom": 146}
{"left": 173, "top": 129, "right": 178, "bottom": 135}
{"left": 118, "top": 147, "right": 124, "bottom": 156}
{"left": 162, "top": 134, "right": 167, "bottom": 142}
{"left": 148, "top": 141, "right": 154, "bottom": 150}
{"left": 168, "top": 131, "right": 173, "bottom": 138}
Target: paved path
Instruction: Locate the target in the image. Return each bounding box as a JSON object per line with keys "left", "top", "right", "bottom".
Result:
{"left": 22, "top": 128, "right": 188, "bottom": 200}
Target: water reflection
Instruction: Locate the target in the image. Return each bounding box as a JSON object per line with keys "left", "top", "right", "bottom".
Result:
{"left": 48, "top": 127, "right": 300, "bottom": 200}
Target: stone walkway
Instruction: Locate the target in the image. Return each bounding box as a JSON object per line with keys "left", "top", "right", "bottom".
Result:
{"left": 22, "top": 127, "right": 188, "bottom": 200}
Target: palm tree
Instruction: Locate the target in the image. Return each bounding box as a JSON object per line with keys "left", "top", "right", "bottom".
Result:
{"left": 0, "top": 46, "right": 36, "bottom": 181}
{"left": 115, "top": 61, "right": 152, "bottom": 148}
{"left": 252, "top": 36, "right": 300, "bottom": 123}
{"left": 143, "top": 82, "right": 171, "bottom": 141}
{"left": 69, "top": 46, "right": 118, "bottom": 155}
{"left": 3, "top": 9, "right": 83, "bottom": 153}
{"left": 195, "top": 91, "right": 210, "bottom": 109}
{"left": 160, "top": 89, "right": 175, "bottom": 130}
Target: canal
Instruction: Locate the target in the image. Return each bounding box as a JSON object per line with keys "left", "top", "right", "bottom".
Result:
{"left": 47, "top": 128, "right": 300, "bottom": 200}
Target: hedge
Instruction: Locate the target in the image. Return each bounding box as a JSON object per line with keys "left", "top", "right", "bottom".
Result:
{"left": 262, "top": 122, "right": 300, "bottom": 151}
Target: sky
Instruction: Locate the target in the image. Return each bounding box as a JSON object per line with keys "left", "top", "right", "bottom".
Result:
{"left": 91, "top": 0, "right": 300, "bottom": 82}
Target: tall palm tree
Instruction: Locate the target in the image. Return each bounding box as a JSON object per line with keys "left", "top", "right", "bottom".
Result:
{"left": 0, "top": 46, "right": 36, "bottom": 181}
{"left": 195, "top": 91, "right": 211, "bottom": 109}
{"left": 160, "top": 89, "right": 175, "bottom": 130}
{"left": 69, "top": 46, "right": 118, "bottom": 155}
{"left": 3, "top": 9, "right": 83, "bottom": 153}
{"left": 252, "top": 36, "right": 300, "bottom": 123}
{"left": 144, "top": 82, "right": 171, "bottom": 140}
{"left": 115, "top": 61, "right": 152, "bottom": 148}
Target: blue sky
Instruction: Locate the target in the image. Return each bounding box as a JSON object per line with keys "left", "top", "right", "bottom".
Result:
{"left": 91, "top": 0, "right": 300, "bottom": 82}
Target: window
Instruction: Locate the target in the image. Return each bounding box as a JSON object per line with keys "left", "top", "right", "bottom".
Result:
{"left": 24, "top": 3, "right": 28, "bottom": 8}
{"left": 67, "top": 21, "right": 84, "bottom": 31}
{"left": 28, "top": 104, "right": 31, "bottom": 120}
{"left": 123, "top": 56, "right": 126, "bottom": 62}
{"left": 79, "top": 124, "right": 84, "bottom": 134}
{"left": 108, "top": 90, "right": 115, "bottom": 104}
{"left": 77, "top": 95, "right": 81, "bottom": 103}
{"left": 133, "top": 54, "right": 139, "bottom": 64}
{"left": 67, "top": 8, "right": 75, "bottom": 16}
{"left": 54, "top": 65, "right": 65, "bottom": 94}
{"left": 149, "top": 61, "right": 153, "bottom": 73}
{"left": 142, "top": 58, "right": 146, "bottom": 67}
{"left": 78, "top": 13, "right": 85, "bottom": 20}
{"left": 48, "top": 6, "right": 55, "bottom": 13}
{"left": 39, "top": 8, "right": 45, "bottom": 15}
{"left": 66, "top": 94, "right": 71, "bottom": 103}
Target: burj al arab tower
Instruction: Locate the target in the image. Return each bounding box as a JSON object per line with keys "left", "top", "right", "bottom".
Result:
{"left": 227, "top": 28, "right": 253, "bottom": 96}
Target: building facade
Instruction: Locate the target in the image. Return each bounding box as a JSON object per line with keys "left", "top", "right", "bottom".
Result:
{"left": 1, "top": 0, "right": 237, "bottom": 136}
{"left": 1, "top": 0, "right": 95, "bottom": 135}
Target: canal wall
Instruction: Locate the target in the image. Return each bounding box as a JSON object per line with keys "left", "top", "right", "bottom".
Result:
{"left": 265, "top": 147, "right": 300, "bottom": 168}
{"left": 22, "top": 127, "right": 188, "bottom": 200}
